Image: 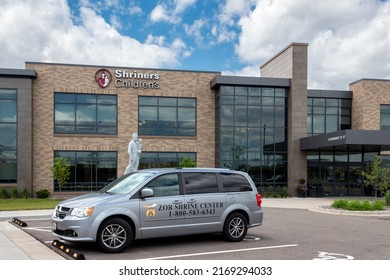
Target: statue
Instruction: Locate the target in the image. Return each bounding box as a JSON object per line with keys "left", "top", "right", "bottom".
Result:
{"left": 124, "top": 132, "right": 142, "bottom": 174}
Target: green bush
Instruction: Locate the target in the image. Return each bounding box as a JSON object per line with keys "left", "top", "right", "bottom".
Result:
{"left": 11, "top": 188, "right": 19, "bottom": 199}
{"left": 281, "top": 186, "right": 288, "bottom": 198}
{"left": 332, "top": 199, "right": 348, "bottom": 209}
{"left": 332, "top": 199, "right": 385, "bottom": 211}
{"left": 21, "top": 188, "right": 29, "bottom": 199}
{"left": 372, "top": 200, "right": 385, "bottom": 211}
{"left": 385, "top": 192, "right": 390, "bottom": 206}
{"left": 35, "top": 189, "right": 51, "bottom": 199}
{"left": 0, "top": 188, "right": 10, "bottom": 199}
{"left": 179, "top": 157, "right": 196, "bottom": 168}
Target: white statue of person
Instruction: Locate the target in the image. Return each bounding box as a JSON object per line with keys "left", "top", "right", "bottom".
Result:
{"left": 124, "top": 132, "right": 142, "bottom": 174}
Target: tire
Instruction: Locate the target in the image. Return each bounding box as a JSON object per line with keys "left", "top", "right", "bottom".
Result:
{"left": 223, "top": 213, "right": 248, "bottom": 242}
{"left": 97, "top": 218, "right": 132, "bottom": 253}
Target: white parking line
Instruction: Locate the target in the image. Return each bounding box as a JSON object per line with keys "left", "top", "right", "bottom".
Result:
{"left": 139, "top": 244, "right": 299, "bottom": 260}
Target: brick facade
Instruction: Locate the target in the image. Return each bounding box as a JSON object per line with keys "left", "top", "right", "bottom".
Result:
{"left": 260, "top": 43, "right": 308, "bottom": 196}
{"left": 25, "top": 63, "right": 218, "bottom": 195}
{"left": 350, "top": 79, "right": 390, "bottom": 130}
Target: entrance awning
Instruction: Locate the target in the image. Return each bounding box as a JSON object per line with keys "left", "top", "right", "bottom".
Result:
{"left": 300, "top": 130, "right": 390, "bottom": 151}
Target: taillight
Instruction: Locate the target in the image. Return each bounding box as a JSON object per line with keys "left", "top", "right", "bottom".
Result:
{"left": 256, "top": 193, "right": 262, "bottom": 207}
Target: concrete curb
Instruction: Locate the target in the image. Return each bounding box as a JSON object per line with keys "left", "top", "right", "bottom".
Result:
{"left": 309, "top": 206, "right": 390, "bottom": 217}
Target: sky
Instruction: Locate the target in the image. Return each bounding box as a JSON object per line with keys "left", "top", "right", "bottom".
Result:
{"left": 1, "top": 0, "right": 390, "bottom": 90}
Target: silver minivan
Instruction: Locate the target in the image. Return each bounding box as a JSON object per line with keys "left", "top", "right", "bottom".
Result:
{"left": 52, "top": 168, "right": 263, "bottom": 253}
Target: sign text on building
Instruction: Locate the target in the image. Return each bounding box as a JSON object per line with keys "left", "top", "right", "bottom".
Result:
{"left": 114, "top": 69, "right": 160, "bottom": 89}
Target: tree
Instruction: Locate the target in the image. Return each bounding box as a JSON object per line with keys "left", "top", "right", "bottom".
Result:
{"left": 51, "top": 156, "right": 71, "bottom": 192}
{"left": 179, "top": 157, "right": 196, "bottom": 168}
{"left": 361, "top": 155, "right": 390, "bottom": 197}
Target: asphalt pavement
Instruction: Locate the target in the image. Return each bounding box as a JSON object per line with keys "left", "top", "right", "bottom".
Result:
{"left": 1, "top": 197, "right": 388, "bottom": 260}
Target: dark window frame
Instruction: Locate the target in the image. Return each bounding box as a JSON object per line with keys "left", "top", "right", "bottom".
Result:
{"left": 0, "top": 89, "right": 17, "bottom": 183}
{"left": 138, "top": 96, "right": 197, "bottom": 136}
{"left": 54, "top": 93, "right": 118, "bottom": 135}
{"left": 53, "top": 151, "right": 117, "bottom": 192}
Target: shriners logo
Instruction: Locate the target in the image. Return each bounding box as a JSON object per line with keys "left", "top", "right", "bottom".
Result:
{"left": 144, "top": 204, "right": 157, "bottom": 218}
{"left": 95, "top": 69, "right": 112, "bottom": 88}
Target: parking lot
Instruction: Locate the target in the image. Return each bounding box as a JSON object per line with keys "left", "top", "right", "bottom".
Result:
{"left": 18, "top": 207, "right": 390, "bottom": 260}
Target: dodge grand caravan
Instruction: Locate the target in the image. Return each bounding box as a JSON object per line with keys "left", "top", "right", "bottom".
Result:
{"left": 52, "top": 168, "right": 263, "bottom": 253}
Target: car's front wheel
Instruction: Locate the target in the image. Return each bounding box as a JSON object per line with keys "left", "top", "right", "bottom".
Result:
{"left": 223, "top": 213, "right": 248, "bottom": 242}
{"left": 97, "top": 218, "right": 132, "bottom": 253}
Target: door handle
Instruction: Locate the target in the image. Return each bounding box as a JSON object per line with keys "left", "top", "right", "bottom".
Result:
{"left": 186, "top": 199, "right": 197, "bottom": 203}
{"left": 172, "top": 200, "right": 183, "bottom": 204}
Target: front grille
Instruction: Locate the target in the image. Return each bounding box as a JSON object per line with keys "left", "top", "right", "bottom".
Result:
{"left": 55, "top": 206, "right": 71, "bottom": 219}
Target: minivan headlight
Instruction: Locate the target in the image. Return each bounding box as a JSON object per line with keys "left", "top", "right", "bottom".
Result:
{"left": 70, "top": 207, "right": 94, "bottom": 218}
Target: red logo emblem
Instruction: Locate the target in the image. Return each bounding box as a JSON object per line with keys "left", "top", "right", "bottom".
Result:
{"left": 95, "top": 69, "right": 112, "bottom": 88}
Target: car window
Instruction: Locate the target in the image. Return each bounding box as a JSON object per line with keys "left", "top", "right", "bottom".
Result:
{"left": 220, "top": 173, "right": 252, "bottom": 192}
{"left": 183, "top": 172, "right": 219, "bottom": 194}
{"left": 144, "top": 173, "right": 180, "bottom": 197}
{"left": 102, "top": 172, "right": 154, "bottom": 195}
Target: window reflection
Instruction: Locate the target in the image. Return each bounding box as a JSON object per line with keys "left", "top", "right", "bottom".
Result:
{"left": 217, "top": 86, "right": 287, "bottom": 188}
{"left": 139, "top": 97, "right": 196, "bottom": 136}
{"left": 54, "top": 93, "right": 117, "bottom": 135}
{"left": 139, "top": 152, "right": 196, "bottom": 169}
{"left": 307, "top": 97, "right": 351, "bottom": 136}
{"left": 53, "top": 151, "right": 117, "bottom": 192}
{"left": 0, "top": 89, "right": 17, "bottom": 183}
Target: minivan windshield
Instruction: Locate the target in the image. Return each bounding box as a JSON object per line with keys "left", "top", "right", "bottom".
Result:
{"left": 100, "top": 172, "right": 154, "bottom": 195}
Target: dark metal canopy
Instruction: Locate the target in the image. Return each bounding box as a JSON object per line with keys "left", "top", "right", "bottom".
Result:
{"left": 300, "top": 130, "right": 390, "bottom": 151}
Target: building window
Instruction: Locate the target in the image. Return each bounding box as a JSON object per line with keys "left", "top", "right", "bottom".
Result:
{"left": 54, "top": 93, "right": 117, "bottom": 135}
{"left": 380, "top": 105, "right": 390, "bottom": 130}
{"left": 138, "top": 97, "right": 196, "bottom": 136}
{"left": 217, "top": 86, "right": 288, "bottom": 190}
{"left": 307, "top": 98, "right": 351, "bottom": 136}
{"left": 0, "top": 89, "right": 17, "bottom": 183}
{"left": 139, "top": 152, "right": 196, "bottom": 169}
{"left": 53, "top": 151, "right": 117, "bottom": 192}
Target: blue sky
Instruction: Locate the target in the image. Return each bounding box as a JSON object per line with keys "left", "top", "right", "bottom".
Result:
{"left": 1, "top": 0, "right": 390, "bottom": 89}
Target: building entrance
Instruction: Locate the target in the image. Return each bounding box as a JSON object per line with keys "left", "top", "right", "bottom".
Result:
{"left": 307, "top": 164, "right": 364, "bottom": 197}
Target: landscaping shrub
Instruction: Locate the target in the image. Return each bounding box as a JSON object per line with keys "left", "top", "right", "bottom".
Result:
{"left": 0, "top": 188, "right": 10, "bottom": 199}
{"left": 331, "top": 199, "right": 348, "bottom": 209}
{"left": 385, "top": 192, "right": 390, "bottom": 207}
{"left": 372, "top": 200, "right": 385, "bottom": 211}
{"left": 332, "top": 199, "right": 385, "bottom": 211}
{"left": 21, "top": 188, "right": 29, "bottom": 199}
{"left": 35, "top": 189, "right": 51, "bottom": 199}
{"left": 11, "top": 188, "right": 19, "bottom": 199}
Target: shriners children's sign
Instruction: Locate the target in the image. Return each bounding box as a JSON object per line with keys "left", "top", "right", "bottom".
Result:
{"left": 95, "top": 69, "right": 160, "bottom": 89}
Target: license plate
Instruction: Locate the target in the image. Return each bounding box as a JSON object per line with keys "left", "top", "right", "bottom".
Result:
{"left": 52, "top": 222, "right": 57, "bottom": 231}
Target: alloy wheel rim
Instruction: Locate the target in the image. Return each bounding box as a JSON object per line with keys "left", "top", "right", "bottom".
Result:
{"left": 229, "top": 217, "right": 245, "bottom": 238}
{"left": 102, "top": 224, "right": 127, "bottom": 249}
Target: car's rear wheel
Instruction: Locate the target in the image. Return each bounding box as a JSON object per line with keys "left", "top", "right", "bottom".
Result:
{"left": 97, "top": 218, "right": 132, "bottom": 253}
{"left": 223, "top": 213, "right": 248, "bottom": 242}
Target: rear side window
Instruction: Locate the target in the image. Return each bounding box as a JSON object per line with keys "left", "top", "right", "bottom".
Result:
{"left": 220, "top": 173, "right": 252, "bottom": 192}
{"left": 145, "top": 173, "right": 180, "bottom": 197}
{"left": 183, "top": 172, "right": 218, "bottom": 194}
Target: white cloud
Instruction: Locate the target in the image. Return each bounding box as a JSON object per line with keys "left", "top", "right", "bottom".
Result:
{"left": 0, "top": 0, "right": 184, "bottom": 69}
{"left": 129, "top": 6, "right": 142, "bottom": 16}
{"left": 183, "top": 18, "right": 207, "bottom": 45}
{"left": 149, "top": 0, "right": 196, "bottom": 24}
{"left": 210, "top": 0, "right": 256, "bottom": 43}
{"left": 174, "top": 0, "right": 197, "bottom": 14}
{"left": 234, "top": 0, "right": 390, "bottom": 89}
{"left": 149, "top": 4, "right": 176, "bottom": 24}
{"left": 222, "top": 65, "right": 259, "bottom": 77}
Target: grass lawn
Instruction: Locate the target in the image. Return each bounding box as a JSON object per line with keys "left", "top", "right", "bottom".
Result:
{"left": 0, "top": 199, "right": 62, "bottom": 211}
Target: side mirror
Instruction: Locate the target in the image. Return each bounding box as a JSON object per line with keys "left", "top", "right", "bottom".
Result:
{"left": 140, "top": 188, "right": 153, "bottom": 198}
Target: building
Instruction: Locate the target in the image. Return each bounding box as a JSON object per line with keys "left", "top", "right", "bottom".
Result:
{"left": 1, "top": 42, "right": 390, "bottom": 198}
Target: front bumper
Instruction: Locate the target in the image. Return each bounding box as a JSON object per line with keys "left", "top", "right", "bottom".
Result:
{"left": 52, "top": 215, "right": 95, "bottom": 242}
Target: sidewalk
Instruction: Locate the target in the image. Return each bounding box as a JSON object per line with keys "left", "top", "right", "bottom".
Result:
{"left": 0, "top": 197, "right": 388, "bottom": 260}
{"left": 0, "top": 209, "right": 64, "bottom": 260}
